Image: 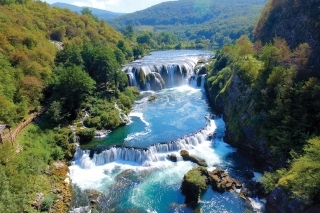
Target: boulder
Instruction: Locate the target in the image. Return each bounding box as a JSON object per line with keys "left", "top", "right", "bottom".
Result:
{"left": 181, "top": 167, "right": 208, "bottom": 208}
{"left": 167, "top": 153, "right": 177, "bottom": 162}
{"left": 208, "top": 168, "right": 242, "bottom": 192}
{"left": 148, "top": 95, "right": 157, "bottom": 101}
{"left": 180, "top": 150, "right": 208, "bottom": 167}
{"left": 181, "top": 167, "right": 242, "bottom": 208}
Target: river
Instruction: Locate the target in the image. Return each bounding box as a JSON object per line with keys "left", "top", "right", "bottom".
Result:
{"left": 69, "top": 50, "right": 265, "bottom": 213}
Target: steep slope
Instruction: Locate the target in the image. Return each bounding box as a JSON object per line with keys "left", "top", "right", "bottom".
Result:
{"left": 51, "top": 2, "right": 125, "bottom": 20}
{"left": 206, "top": 1, "right": 320, "bottom": 212}
{"left": 109, "top": 0, "right": 267, "bottom": 48}
{"left": 254, "top": 0, "right": 320, "bottom": 70}
{"left": 0, "top": 1, "right": 136, "bottom": 212}
{"left": 0, "top": 0, "right": 130, "bottom": 125}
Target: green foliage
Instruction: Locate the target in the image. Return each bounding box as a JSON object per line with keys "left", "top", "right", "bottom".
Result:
{"left": 77, "top": 128, "right": 96, "bottom": 144}
{"left": 184, "top": 167, "right": 208, "bottom": 191}
{"left": 0, "top": 123, "right": 75, "bottom": 212}
{"left": 0, "top": 0, "right": 132, "bottom": 124}
{"left": 40, "top": 194, "right": 56, "bottom": 212}
{"left": 260, "top": 169, "right": 287, "bottom": 193}
{"left": 206, "top": 32, "right": 320, "bottom": 206}
{"left": 277, "top": 137, "right": 320, "bottom": 202}
{"left": 0, "top": 1, "right": 140, "bottom": 212}
{"left": 254, "top": 0, "right": 320, "bottom": 70}
{"left": 81, "top": 7, "right": 98, "bottom": 21}
{"left": 110, "top": 0, "right": 267, "bottom": 49}
{"left": 50, "top": 65, "right": 95, "bottom": 119}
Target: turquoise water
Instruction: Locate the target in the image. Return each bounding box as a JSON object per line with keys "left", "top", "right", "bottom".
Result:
{"left": 69, "top": 50, "right": 264, "bottom": 213}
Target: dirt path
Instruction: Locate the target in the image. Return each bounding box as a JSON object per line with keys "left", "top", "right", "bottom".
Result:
{"left": 2, "top": 109, "right": 45, "bottom": 143}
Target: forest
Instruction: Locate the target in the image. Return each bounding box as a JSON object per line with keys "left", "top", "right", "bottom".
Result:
{"left": 0, "top": 0, "right": 319, "bottom": 212}
{"left": 108, "top": 0, "right": 267, "bottom": 48}
{"left": 206, "top": 36, "right": 320, "bottom": 211}
{"left": 0, "top": 0, "right": 139, "bottom": 211}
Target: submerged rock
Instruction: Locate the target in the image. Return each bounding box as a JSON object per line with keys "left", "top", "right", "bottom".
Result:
{"left": 180, "top": 150, "right": 208, "bottom": 167}
{"left": 148, "top": 95, "right": 157, "bottom": 101}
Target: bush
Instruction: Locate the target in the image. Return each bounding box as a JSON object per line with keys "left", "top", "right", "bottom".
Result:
{"left": 77, "top": 128, "right": 95, "bottom": 144}
{"left": 40, "top": 194, "right": 56, "bottom": 212}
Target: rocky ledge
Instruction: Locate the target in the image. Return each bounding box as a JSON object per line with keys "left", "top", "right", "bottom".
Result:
{"left": 180, "top": 150, "right": 208, "bottom": 167}
{"left": 181, "top": 167, "right": 242, "bottom": 208}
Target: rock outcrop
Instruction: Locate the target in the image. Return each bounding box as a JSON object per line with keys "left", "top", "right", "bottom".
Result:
{"left": 181, "top": 167, "right": 242, "bottom": 208}
{"left": 181, "top": 167, "right": 209, "bottom": 207}
{"left": 208, "top": 168, "right": 242, "bottom": 192}
{"left": 180, "top": 150, "right": 208, "bottom": 167}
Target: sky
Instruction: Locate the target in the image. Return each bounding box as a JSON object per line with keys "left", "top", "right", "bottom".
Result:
{"left": 44, "top": 0, "right": 175, "bottom": 13}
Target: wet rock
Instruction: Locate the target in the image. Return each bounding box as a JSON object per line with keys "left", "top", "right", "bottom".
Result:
{"left": 208, "top": 168, "right": 242, "bottom": 192}
{"left": 148, "top": 95, "right": 157, "bottom": 101}
{"left": 244, "top": 169, "right": 255, "bottom": 179}
{"left": 180, "top": 150, "right": 208, "bottom": 167}
{"left": 181, "top": 167, "right": 243, "bottom": 208}
{"left": 207, "top": 133, "right": 213, "bottom": 140}
{"left": 266, "top": 186, "right": 310, "bottom": 213}
{"left": 167, "top": 153, "right": 177, "bottom": 162}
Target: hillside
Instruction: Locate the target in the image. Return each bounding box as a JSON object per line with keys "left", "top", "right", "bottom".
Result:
{"left": 51, "top": 2, "right": 125, "bottom": 20}
{"left": 0, "top": 1, "right": 138, "bottom": 212}
{"left": 254, "top": 0, "right": 320, "bottom": 70}
{"left": 206, "top": 0, "right": 320, "bottom": 212}
{"left": 108, "top": 0, "right": 268, "bottom": 48}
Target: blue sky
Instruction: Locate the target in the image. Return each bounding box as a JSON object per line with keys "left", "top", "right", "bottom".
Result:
{"left": 43, "top": 0, "right": 175, "bottom": 13}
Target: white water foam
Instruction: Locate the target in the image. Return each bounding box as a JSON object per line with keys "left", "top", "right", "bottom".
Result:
{"left": 128, "top": 112, "right": 150, "bottom": 126}
{"left": 69, "top": 118, "right": 264, "bottom": 212}
{"left": 248, "top": 197, "right": 265, "bottom": 213}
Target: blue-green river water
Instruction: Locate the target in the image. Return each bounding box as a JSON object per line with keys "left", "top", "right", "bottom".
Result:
{"left": 69, "top": 50, "right": 264, "bottom": 213}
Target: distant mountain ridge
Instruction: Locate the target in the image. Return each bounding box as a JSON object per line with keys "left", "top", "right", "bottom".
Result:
{"left": 51, "top": 2, "right": 125, "bottom": 20}
{"left": 108, "top": 0, "right": 268, "bottom": 48}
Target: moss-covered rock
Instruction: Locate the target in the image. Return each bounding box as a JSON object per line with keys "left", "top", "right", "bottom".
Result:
{"left": 181, "top": 167, "right": 242, "bottom": 208}
{"left": 181, "top": 167, "right": 208, "bottom": 207}
{"left": 77, "top": 128, "right": 95, "bottom": 144}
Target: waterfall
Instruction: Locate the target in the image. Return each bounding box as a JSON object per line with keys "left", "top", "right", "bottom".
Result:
{"left": 124, "top": 61, "right": 196, "bottom": 91}
{"left": 200, "top": 74, "right": 206, "bottom": 90}
{"left": 114, "top": 103, "right": 130, "bottom": 124}
{"left": 73, "top": 120, "right": 215, "bottom": 169}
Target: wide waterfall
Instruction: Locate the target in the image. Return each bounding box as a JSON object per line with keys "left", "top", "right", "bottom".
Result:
{"left": 69, "top": 50, "right": 264, "bottom": 213}
{"left": 123, "top": 50, "right": 212, "bottom": 90}
{"left": 74, "top": 120, "right": 214, "bottom": 169}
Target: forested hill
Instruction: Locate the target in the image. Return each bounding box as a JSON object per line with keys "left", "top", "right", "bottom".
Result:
{"left": 51, "top": 2, "right": 125, "bottom": 20}
{"left": 108, "top": 0, "right": 268, "bottom": 48}
{"left": 254, "top": 0, "right": 320, "bottom": 70}
{"left": 206, "top": 0, "right": 320, "bottom": 211}
{"left": 0, "top": 0, "right": 135, "bottom": 125}
{"left": 0, "top": 1, "right": 140, "bottom": 212}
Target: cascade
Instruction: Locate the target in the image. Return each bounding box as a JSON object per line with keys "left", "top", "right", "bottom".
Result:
{"left": 123, "top": 58, "right": 198, "bottom": 90}
{"left": 114, "top": 102, "right": 130, "bottom": 124}
{"left": 73, "top": 120, "right": 215, "bottom": 169}
{"left": 200, "top": 74, "right": 206, "bottom": 89}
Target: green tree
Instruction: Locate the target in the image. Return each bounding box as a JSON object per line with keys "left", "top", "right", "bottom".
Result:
{"left": 81, "top": 7, "right": 98, "bottom": 21}
{"left": 51, "top": 65, "right": 95, "bottom": 119}
{"left": 124, "top": 24, "right": 134, "bottom": 40}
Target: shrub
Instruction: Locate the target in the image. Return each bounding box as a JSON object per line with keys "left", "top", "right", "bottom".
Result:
{"left": 77, "top": 128, "right": 95, "bottom": 144}
{"left": 40, "top": 194, "right": 56, "bottom": 212}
